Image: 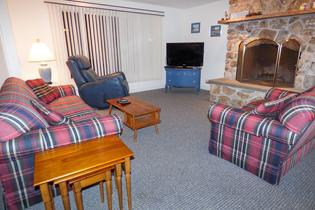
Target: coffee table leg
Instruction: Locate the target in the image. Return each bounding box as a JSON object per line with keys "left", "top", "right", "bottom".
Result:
{"left": 39, "top": 183, "right": 55, "bottom": 210}
{"left": 109, "top": 104, "right": 113, "bottom": 114}
{"left": 59, "top": 182, "right": 71, "bottom": 210}
{"left": 125, "top": 157, "right": 132, "bottom": 210}
{"left": 105, "top": 170, "right": 113, "bottom": 210}
{"left": 115, "top": 163, "right": 123, "bottom": 210}
{"left": 155, "top": 125, "right": 159, "bottom": 135}
{"left": 133, "top": 130, "right": 138, "bottom": 143}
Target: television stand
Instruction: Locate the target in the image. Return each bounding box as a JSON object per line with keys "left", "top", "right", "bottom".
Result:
{"left": 165, "top": 66, "right": 201, "bottom": 94}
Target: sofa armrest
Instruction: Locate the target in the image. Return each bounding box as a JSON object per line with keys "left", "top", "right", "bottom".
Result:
{"left": 55, "top": 85, "right": 77, "bottom": 97}
{"left": 0, "top": 114, "right": 122, "bottom": 161}
{"left": 208, "top": 103, "right": 299, "bottom": 145}
{"left": 264, "top": 88, "right": 297, "bottom": 101}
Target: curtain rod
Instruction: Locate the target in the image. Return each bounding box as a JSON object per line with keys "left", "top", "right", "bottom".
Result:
{"left": 44, "top": 0, "right": 165, "bottom": 17}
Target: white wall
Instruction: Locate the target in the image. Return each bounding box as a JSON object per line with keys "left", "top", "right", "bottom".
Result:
{"left": 0, "top": 35, "right": 9, "bottom": 85}
{"left": 4, "top": 0, "right": 184, "bottom": 93}
{"left": 180, "top": 0, "right": 229, "bottom": 90}
{"left": 2, "top": 0, "right": 227, "bottom": 91}
{"left": 0, "top": 0, "right": 20, "bottom": 85}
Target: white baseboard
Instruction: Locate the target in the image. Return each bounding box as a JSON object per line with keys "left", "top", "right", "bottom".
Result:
{"left": 129, "top": 80, "right": 165, "bottom": 93}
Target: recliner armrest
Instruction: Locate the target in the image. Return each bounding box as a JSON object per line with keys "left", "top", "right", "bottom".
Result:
{"left": 79, "top": 77, "right": 128, "bottom": 109}
{"left": 208, "top": 103, "right": 299, "bottom": 145}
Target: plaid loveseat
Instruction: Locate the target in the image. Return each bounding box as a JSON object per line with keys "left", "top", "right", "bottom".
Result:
{"left": 208, "top": 86, "right": 315, "bottom": 185}
{"left": 0, "top": 77, "right": 123, "bottom": 209}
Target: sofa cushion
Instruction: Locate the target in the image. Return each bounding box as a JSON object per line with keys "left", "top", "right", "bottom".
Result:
{"left": 31, "top": 99, "right": 71, "bottom": 125}
{"left": 47, "top": 95, "right": 97, "bottom": 122}
{"left": 26, "top": 79, "right": 61, "bottom": 104}
{"left": 0, "top": 103, "right": 48, "bottom": 142}
{"left": 251, "top": 94, "right": 296, "bottom": 117}
{"left": 0, "top": 77, "right": 36, "bottom": 99}
{"left": 279, "top": 89, "right": 315, "bottom": 134}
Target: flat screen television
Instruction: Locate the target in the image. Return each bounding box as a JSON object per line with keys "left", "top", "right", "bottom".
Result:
{"left": 166, "top": 42, "right": 204, "bottom": 67}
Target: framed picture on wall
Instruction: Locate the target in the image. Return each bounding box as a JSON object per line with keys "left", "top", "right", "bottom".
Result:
{"left": 191, "top": 22, "right": 200, "bottom": 33}
{"left": 210, "top": 25, "right": 221, "bottom": 37}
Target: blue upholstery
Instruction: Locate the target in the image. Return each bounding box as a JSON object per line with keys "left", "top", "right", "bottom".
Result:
{"left": 66, "top": 55, "right": 129, "bottom": 109}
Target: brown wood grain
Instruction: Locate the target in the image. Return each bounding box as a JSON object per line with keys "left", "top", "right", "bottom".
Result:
{"left": 107, "top": 96, "right": 161, "bottom": 142}
{"left": 34, "top": 135, "right": 133, "bottom": 186}
{"left": 218, "top": 9, "right": 315, "bottom": 24}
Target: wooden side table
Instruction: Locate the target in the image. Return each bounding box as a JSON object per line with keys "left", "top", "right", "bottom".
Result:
{"left": 34, "top": 135, "right": 134, "bottom": 210}
{"left": 107, "top": 96, "right": 161, "bottom": 143}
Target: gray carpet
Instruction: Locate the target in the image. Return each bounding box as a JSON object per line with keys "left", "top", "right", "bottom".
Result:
{"left": 26, "top": 89, "right": 315, "bottom": 210}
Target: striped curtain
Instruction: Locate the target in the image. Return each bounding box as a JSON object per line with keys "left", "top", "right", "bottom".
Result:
{"left": 84, "top": 12, "right": 121, "bottom": 75}
{"left": 47, "top": 3, "right": 162, "bottom": 84}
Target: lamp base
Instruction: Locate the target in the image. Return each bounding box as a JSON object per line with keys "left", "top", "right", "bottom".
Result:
{"left": 38, "top": 65, "right": 52, "bottom": 84}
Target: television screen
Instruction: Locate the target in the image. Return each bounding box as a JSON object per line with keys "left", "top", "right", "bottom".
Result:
{"left": 166, "top": 42, "right": 204, "bottom": 67}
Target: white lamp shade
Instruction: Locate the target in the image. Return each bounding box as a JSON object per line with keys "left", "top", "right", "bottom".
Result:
{"left": 28, "top": 40, "right": 55, "bottom": 62}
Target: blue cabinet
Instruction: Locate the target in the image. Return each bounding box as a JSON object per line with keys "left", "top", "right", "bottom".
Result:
{"left": 165, "top": 67, "right": 201, "bottom": 93}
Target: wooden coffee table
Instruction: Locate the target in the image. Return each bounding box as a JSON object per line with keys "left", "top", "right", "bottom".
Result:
{"left": 107, "top": 96, "right": 161, "bottom": 142}
{"left": 33, "top": 135, "right": 134, "bottom": 210}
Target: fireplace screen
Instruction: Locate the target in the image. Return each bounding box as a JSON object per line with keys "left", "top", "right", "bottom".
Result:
{"left": 236, "top": 39, "right": 300, "bottom": 87}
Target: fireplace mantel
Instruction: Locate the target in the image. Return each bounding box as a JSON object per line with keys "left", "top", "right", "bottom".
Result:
{"left": 218, "top": 9, "right": 315, "bottom": 24}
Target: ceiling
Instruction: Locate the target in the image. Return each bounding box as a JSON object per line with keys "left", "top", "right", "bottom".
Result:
{"left": 124, "top": 0, "right": 220, "bottom": 9}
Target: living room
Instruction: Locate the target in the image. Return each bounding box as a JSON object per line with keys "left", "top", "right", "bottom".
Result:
{"left": 0, "top": 0, "right": 314, "bottom": 210}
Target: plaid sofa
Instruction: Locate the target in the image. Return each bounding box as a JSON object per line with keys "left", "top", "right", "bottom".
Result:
{"left": 208, "top": 86, "right": 315, "bottom": 185}
{"left": 0, "top": 77, "right": 123, "bottom": 209}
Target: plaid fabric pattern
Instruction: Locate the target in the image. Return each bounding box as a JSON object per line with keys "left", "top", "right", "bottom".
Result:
{"left": 0, "top": 104, "right": 48, "bottom": 142}
{"left": 55, "top": 85, "right": 76, "bottom": 97}
{"left": 264, "top": 88, "right": 296, "bottom": 101}
{"left": 241, "top": 99, "right": 265, "bottom": 111}
{"left": 279, "top": 92, "right": 315, "bottom": 134}
{"left": 0, "top": 115, "right": 123, "bottom": 210}
{"left": 251, "top": 94, "right": 296, "bottom": 117}
{"left": 31, "top": 99, "right": 71, "bottom": 125}
{"left": 208, "top": 103, "right": 301, "bottom": 184}
{"left": 0, "top": 78, "right": 49, "bottom": 142}
{"left": 26, "top": 79, "right": 60, "bottom": 104}
{"left": 281, "top": 138, "right": 315, "bottom": 177}
{"left": 0, "top": 78, "right": 36, "bottom": 98}
{"left": 0, "top": 77, "right": 123, "bottom": 209}
{"left": 47, "top": 96, "right": 97, "bottom": 122}
{"left": 208, "top": 103, "right": 298, "bottom": 145}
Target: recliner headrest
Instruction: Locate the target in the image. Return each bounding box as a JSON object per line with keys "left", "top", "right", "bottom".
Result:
{"left": 68, "top": 55, "right": 91, "bottom": 70}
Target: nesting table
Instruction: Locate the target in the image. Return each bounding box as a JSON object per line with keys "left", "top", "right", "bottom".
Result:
{"left": 34, "top": 135, "right": 134, "bottom": 210}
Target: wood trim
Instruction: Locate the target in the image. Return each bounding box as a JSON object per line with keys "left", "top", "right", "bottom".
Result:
{"left": 218, "top": 9, "right": 315, "bottom": 24}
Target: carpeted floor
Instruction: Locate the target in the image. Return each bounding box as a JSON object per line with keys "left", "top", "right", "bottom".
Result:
{"left": 26, "top": 89, "right": 315, "bottom": 210}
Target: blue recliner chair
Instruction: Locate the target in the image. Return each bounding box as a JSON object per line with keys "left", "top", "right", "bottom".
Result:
{"left": 66, "top": 55, "right": 129, "bottom": 109}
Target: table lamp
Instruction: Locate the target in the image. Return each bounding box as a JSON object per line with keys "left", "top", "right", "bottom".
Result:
{"left": 28, "top": 39, "right": 55, "bottom": 84}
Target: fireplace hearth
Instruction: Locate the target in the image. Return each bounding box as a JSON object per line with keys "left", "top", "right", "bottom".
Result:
{"left": 236, "top": 38, "right": 300, "bottom": 88}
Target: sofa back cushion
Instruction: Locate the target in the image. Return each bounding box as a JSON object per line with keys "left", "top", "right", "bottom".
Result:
{"left": 26, "top": 79, "right": 61, "bottom": 104}
{"left": 279, "top": 88, "right": 315, "bottom": 134}
{"left": 31, "top": 98, "right": 71, "bottom": 125}
{"left": 0, "top": 77, "right": 49, "bottom": 142}
{"left": 47, "top": 95, "right": 97, "bottom": 122}
{"left": 251, "top": 94, "right": 296, "bottom": 117}
{"left": 0, "top": 103, "right": 49, "bottom": 141}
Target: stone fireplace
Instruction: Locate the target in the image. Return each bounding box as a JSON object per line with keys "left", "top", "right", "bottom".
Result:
{"left": 207, "top": 0, "right": 315, "bottom": 107}
{"left": 236, "top": 38, "right": 300, "bottom": 87}
{"left": 225, "top": 0, "right": 315, "bottom": 90}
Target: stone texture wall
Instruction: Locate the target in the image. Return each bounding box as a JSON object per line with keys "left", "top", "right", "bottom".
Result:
{"left": 209, "top": 84, "right": 265, "bottom": 107}
{"left": 225, "top": 0, "right": 315, "bottom": 90}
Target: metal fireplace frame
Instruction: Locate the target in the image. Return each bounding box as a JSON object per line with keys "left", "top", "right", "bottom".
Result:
{"left": 236, "top": 38, "right": 301, "bottom": 87}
